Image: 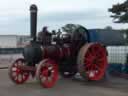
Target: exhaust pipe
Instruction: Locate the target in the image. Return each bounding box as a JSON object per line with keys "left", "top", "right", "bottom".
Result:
{"left": 30, "top": 4, "right": 38, "bottom": 42}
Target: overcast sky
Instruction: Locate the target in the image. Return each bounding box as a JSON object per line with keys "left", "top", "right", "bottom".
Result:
{"left": 0, "top": 0, "right": 127, "bottom": 35}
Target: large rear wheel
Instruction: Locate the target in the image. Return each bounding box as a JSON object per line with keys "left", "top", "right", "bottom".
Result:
{"left": 77, "top": 43, "right": 108, "bottom": 80}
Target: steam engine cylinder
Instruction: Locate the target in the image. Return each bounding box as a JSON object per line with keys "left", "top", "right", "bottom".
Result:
{"left": 23, "top": 44, "right": 71, "bottom": 65}
{"left": 41, "top": 45, "right": 71, "bottom": 60}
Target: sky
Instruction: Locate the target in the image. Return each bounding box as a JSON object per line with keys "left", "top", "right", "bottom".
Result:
{"left": 0, "top": 0, "right": 127, "bottom": 35}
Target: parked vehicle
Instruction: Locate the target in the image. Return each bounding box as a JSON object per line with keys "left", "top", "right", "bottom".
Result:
{"left": 9, "top": 4, "right": 125, "bottom": 88}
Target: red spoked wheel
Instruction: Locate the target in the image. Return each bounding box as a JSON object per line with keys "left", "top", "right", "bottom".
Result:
{"left": 8, "top": 58, "right": 29, "bottom": 84}
{"left": 77, "top": 43, "right": 108, "bottom": 80}
{"left": 36, "top": 59, "right": 58, "bottom": 88}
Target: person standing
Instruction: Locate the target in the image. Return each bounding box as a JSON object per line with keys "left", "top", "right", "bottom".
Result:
{"left": 38, "top": 26, "right": 52, "bottom": 45}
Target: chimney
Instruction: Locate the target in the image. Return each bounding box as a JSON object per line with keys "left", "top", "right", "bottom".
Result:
{"left": 30, "top": 4, "right": 38, "bottom": 42}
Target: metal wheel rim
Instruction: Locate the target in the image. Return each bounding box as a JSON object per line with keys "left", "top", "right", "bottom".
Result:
{"left": 8, "top": 58, "right": 29, "bottom": 84}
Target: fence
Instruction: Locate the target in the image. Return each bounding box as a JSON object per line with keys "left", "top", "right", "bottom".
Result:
{"left": 107, "top": 46, "right": 128, "bottom": 74}
{"left": 0, "top": 48, "right": 23, "bottom": 54}
{"left": 0, "top": 48, "right": 23, "bottom": 69}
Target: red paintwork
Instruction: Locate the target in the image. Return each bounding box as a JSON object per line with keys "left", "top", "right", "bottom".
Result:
{"left": 42, "top": 45, "right": 71, "bottom": 60}
{"left": 84, "top": 43, "right": 107, "bottom": 80}
{"left": 37, "top": 59, "right": 58, "bottom": 88}
{"left": 20, "top": 66, "right": 36, "bottom": 72}
{"left": 9, "top": 58, "right": 29, "bottom": 84}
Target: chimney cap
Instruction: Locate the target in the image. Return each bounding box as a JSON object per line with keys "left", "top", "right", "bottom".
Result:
{"left": 30, "top": 4, "right": 38, "bottom": 11}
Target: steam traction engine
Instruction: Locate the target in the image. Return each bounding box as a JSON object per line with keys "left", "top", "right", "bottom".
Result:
{"left": 9, "top": 4, "right": 123, "bottom": 88}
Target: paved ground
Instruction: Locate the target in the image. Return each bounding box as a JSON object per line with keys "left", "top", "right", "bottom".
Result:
{"left": 0, "top": 54, "right": 128, "bottom": 96}
{"left": 0, "top": 69, "right": 128, "bottom": 96}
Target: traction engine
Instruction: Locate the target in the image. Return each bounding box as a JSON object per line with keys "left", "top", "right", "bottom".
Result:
{"left": 9, "top": 4, "right": 117, "bottom": 88}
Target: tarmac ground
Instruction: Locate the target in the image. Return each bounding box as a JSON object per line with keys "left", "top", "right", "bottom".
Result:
{"left": 0, "top": 54, "right": 128, "bottom": 96}
{"left": 0, "top": 69, "right": 128, "bottom": 96}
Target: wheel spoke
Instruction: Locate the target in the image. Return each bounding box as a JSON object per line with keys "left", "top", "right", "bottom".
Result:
{"left": 85, "top": 52, "right": 93, "bottom": 59}
{"left": 48, "top": 66, "right": 53, "bottom": 70}
{"left": 85, "top": 64, "right": 91, "bottom": 69}
{"left": 22, "top": 74, "right": 25, "bottom": 79}
{"left": 48, "top": 77, "right": 52, "bottom": 82}
{"left": 15, "top": 76, "right": 18, "bottom": 80}
{"left": 18, "top": 74, "right": 22, "bottom": 82}
{"left": 85, "top": 58, "right": 92, "bottom": 64}
{"left": 12, "top": 67, "right": 17, "bottom": 72}
{"left": 41, "top": 77, "right": 47, "bottom": 82}
{"left": 87, "top": 71, "right": 95, "bottom": 78}
{"left": 12, "top": 72, "right": 17, "bottom": 77}
{"left": 93, "top": 64, "right": 100, "bottom": 70}
{"left": 17, "top": 61, "right": 22, "bottom": 66}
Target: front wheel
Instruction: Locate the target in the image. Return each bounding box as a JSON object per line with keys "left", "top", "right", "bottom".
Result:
{"left": 36, "top": 59, "right": 59, "bottom": 88}
{"left": 8, "top": 58, "right": 29, "bottom": 84}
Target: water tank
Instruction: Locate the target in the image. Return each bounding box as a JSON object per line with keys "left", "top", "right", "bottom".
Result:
{"left": 88, "top": 29, "right": 126, "bottom": 46}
